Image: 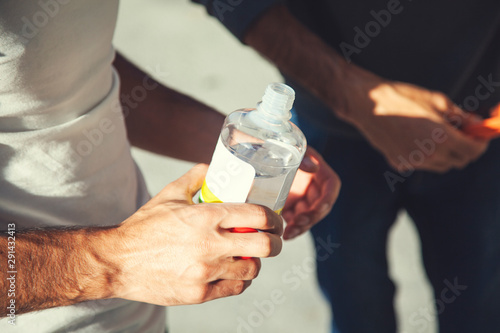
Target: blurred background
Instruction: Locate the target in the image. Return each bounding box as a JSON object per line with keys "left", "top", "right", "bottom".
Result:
{"left": 113, "top": 1, "right": 436, "bottom": 332}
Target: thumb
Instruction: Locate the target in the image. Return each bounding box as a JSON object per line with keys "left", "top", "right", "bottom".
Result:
{"left": 159, "top": 164, "right": 208, "bottom": 202}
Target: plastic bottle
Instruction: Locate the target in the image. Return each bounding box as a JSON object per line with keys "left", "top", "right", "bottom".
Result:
{"left": 199, "top": 83, "right": 307, "bottom": 215}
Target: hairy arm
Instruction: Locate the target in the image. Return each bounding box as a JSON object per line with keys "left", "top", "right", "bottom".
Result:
{"left": 244, "top": 5, "right": 487, "bottom": 172}
{"left": 114, "top": 52, "right": 225, "bottom": 164}
{"left": 243, "top": 5, "right": 368, "bottom": 122}
{"left": 0, "top": 226, "right": 118, "bottom": 317}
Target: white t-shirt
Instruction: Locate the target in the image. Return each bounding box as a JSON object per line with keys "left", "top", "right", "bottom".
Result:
{"left": 0, "top": 1, "right": 165, "bottom": 331}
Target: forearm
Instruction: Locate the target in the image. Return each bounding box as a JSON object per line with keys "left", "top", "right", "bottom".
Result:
{"left": 244, "top": 5, "right": 382, "bottom": 126}
{"left": 114, "top": 53, "right": 225, "bottom": 164}
{"left": 0, "top": 226, "right": 118, "bottom": 317}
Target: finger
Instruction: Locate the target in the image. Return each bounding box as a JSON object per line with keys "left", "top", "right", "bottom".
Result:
{"left": 432, "top": 91, "right": 456, "bottom": 112}
{"left": 285, "top": 169, "right": 313, "bottom": 209}
{"left": 217, "top": 257, "right": 262, "bottom": 280}
{"left": 442, "top": 103, "right": 470, "bottom": 128}
{"left": 217, "top": 203, "right": 283, "bottom": 236}
{"left": 460, "top": 112, "right": 484, "bottom": 128}
{"left": 284, "top": 177, "right": 339, "bottom": 240}
{"left": 229, "top": 227, "right": 258, "bottom": 259}
{"left": 160, "top": 164, "right": 208, "bottom": 201}
{"left": 447, "top": 129, "right": 489, "bottom": 162}
{"left": 284, "top": 173, "right": 338, "bottom": 226}
{"left": 319, "top": 170, "right": 341, "bottom": 215}
{"left": 282, "top": 208, "right": 294, "bottom": 220}
{"left": 293, "top": 200, "right": 310, "bottom": 217}
{"left": 299, "top": 148, "right": 320, "bottom": 173}
{"left": 282, "top": 203, "right": 311, "bottom": 240}
{"left": 306, "top": 180, "right": 321, "bottom": 204}
{"left": 299, "top": 182, "right": 329, "bottom": 217}
{"left": 401, "top": 150, "right": 456, "bottom": 172}
{"left": 283, "top": 207, "right": 325, "bottom": 240}
{"left": 283, "top": 225, "right": 307, "bottom": 240}
{"left": 446, "top": 149, "right": 472, "bottom": 169}
{"left": 227, "top": 231, "right": 283, "bottom": 258}
{"left": 205, "top": 280, "right": 252, "bottom": 302}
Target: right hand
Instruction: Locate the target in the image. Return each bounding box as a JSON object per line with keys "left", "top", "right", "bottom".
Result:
{"left": 338, "top": 70, "right": 489, "bottom": 173}
{"left": 112, "top": 164, "right": 283, "bottom": 306}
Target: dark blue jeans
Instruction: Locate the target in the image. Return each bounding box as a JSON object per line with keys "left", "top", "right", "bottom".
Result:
{"left": 292, "top": 111, "right": 500, "bottom": 333}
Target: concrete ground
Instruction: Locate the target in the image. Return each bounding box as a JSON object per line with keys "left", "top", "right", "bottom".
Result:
{"left": 113, "top": 1, "right": 437, "bottom": 332}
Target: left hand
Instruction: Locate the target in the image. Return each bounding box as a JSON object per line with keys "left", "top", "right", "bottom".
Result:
{"left": 282, "top": 147, "right": 341, "bottom": 240}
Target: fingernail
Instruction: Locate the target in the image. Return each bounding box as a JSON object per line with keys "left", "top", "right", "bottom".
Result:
{"left": 296, "top": 216, "right": 310, "bottom": 226}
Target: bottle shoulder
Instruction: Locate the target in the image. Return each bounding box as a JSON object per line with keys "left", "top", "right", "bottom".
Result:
{"left": 222, "top": 109, "right": 307, "bottom": 155}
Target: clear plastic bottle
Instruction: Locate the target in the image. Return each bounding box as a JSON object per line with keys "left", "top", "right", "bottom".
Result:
{"left": 200, "top": 83, "right": 307, "bottom": 214}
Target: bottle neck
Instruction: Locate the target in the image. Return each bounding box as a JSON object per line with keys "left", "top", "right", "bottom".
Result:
{"left": 256, "top": 102, "right": 292, "bottom": 122}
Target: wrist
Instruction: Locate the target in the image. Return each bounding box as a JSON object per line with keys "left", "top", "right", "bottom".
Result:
{"left": 332, "top": 64, "right": 390, "bottom": 126}
{"left": 84, "top": 226, "right": 126, "bottom": 301}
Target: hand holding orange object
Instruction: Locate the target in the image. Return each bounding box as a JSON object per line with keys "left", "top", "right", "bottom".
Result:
{"left": 463, "top": 103, "right": 500, "bottom": 139}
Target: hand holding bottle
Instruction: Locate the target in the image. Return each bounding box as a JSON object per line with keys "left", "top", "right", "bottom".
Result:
{"left": 282, "top": 147, "right": 341, "bottom": 240}
{"left": 115, "top": 164, "right": 283, "bottom": 306}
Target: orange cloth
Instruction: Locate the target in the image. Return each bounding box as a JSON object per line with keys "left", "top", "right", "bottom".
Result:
{"left": 463, "top": 103, "right": 500, "bottom": 139}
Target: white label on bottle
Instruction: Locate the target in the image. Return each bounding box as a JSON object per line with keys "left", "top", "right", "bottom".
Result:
{"left": 201, "top": 137, "right": 255, "bottom": 203}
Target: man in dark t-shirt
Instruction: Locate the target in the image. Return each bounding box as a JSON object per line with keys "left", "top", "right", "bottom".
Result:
{"left": 195, "top": 1, "right": 500, "bottom": 332}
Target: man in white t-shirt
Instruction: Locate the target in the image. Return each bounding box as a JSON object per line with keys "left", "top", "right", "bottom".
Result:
{"left": 0, "top": 2, "right": 339, "bottom": 332}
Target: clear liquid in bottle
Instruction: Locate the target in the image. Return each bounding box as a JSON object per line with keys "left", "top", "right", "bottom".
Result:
{"left": 200, "top": 83, "right": 306, "bottom": 214}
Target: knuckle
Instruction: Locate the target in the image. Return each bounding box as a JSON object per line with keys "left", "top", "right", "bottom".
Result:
{"left": 231, "top": 280, "right": 248, "bottom": 296}
{"left": 215, "top": 281, "right": 247, "bottom": 298}
{"left": 194, "top": 238, "right": 215, "bottom": 256}
{"left": 240, "top": 260, "right": 261, "bottom": 280}
{"left": 251, "top": 204, "right": 269, "bottom": 221}
{"left": 189, "top": 263, "right": 213, "bottom": 282}
{"left": 249, "top": 204, "right": 281, "bottom": 232}
{"left": 431, "top": 91, "right": 450, "bottom": 109}
{"left": 187, "top": 284, "right": 211, "bottom": 304}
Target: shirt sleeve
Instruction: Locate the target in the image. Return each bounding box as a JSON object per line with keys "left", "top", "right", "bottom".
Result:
{"left": 192, "top": 0, "right": 280, "bottom": 42}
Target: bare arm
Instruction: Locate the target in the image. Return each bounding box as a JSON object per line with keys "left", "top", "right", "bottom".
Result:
{"left": 114, "top": 52, "right": 225, "bottom": 164}
{"left": 244, "top": 5, "right": 488, "bottom": 172}
{"left": 0, "top": 226, "right": 117, "bottom": 317}
{"left": 0, "top": 165, "right": 283, "bottom": 317}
